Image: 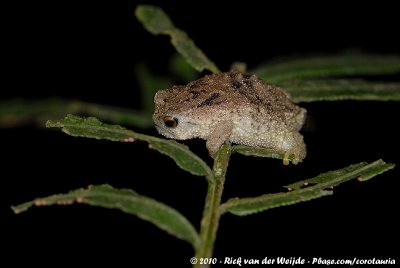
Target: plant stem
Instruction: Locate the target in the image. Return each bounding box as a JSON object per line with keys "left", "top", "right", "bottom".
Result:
{"left": 194, "top": 143, "right": 231, "bottom": 268}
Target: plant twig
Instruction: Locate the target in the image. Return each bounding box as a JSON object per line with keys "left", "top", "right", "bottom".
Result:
{"left": 195, "top": 143, "right": 231, "bottom": 267}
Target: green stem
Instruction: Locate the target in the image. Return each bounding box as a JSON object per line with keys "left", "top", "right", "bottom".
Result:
{"left": 194, "top": 143, "right": 231, "bottom": 267}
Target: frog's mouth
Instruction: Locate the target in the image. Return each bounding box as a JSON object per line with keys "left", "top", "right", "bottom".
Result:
{"left": 153, "top": 120, "right": 174, "bottom": 138}
{"left": 154, "top": 124, "right": 176, "bottom": 139}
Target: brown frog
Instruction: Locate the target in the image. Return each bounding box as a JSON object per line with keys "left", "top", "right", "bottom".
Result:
{"left": 153, "top": 72, "right": 306, "bottom": 164}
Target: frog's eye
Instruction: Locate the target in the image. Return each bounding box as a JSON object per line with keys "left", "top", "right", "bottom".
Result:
{"left": 163, "top": 116, "right": 178, "bottom": 128}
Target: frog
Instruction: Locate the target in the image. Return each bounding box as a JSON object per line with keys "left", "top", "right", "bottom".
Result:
{"left": 152, "top": 72, "right": 307, "bottom": 165}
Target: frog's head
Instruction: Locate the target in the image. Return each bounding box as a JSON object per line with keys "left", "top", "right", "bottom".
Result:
{"left": 153, "top": 88, "right": 210, "bottom": 140}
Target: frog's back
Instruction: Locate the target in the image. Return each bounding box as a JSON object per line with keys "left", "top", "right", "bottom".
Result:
{"left": 186, "top": 72, "right": 305, "bottom": 128}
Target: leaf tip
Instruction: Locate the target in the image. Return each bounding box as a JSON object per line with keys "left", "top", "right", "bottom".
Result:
{"left": 11, "top": 201, "right": 33, "bottom": 214}
{"left": 45, "top": 119, "right": 58, "bottom": 128}
{"left": 11, "top": 206, "right": 21, "bottom": 214}
{"left": 357, "top": 162, "right": 395, "bottom": 181}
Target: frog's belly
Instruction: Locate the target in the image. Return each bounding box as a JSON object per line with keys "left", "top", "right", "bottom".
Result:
{"left": 229, "top": 117, "right": 307, "bottom": 162}
{"left": 229, "top": 118, "right": 290, "bottom": 150}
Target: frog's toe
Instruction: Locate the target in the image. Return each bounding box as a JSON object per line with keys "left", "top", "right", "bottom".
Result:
{"left": 283, "top": 152, "right": 290, "bottom": 165}
{"left": 283, "top": 151, "right": 301, "bottom": 165}
{"left": 292, "top": 155, "right": 300, "bottom": 165}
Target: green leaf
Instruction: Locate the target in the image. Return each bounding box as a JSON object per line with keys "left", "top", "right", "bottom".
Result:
{"left": 135, "top": 5, "right": 175, "bottom": 34}
{"left": 148, "top": 139, "right": 213, "bottom": 179}
{"left": 135, "top": 5, "right": 220, "bottom": 74}
{"left": 281, "top": 79, "right": 400, "bottom": 103}
{"left": 12, "top": 184, "right": 200, "bottom": 249}
{"left": 221, "top": 189, "right": 333, "bottom": 216}
{"left": 0, "top": 98, "right": 153, "bottom": 129}
{"left": 135, "top": 63, "right": 173, "bottom": 114}
{"left": 232, "top": 145, "right": 301, "bottom": 164}
{"left": 46, "top": 115, "right": 212, "bottom": 177}
{"left": 252, "top": 54, "right": 400, "bottom": 84}
{"left": 221, "top": 160, "right": 395, "bottom": 216}
{"left": 285, "top": 159, "right": 395, "bottom": 190}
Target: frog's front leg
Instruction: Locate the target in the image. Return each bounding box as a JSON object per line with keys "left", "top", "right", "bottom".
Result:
{"left": 206, "top": 120, "right": 234, "bottom": 158}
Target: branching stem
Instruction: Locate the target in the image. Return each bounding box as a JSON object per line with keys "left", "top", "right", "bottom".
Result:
{"left": 194, "top": 143, "right": 231, "bottom": 267}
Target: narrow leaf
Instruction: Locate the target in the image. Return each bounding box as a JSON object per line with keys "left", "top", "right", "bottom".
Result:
{"left": 134, "top": 5, "right": 175, "bottom": 34}
{"left": 147, "top": 139, "right": 212, "bottom": 179}
{"left": 0, "top": 98, "right": 153, "bottom": 129}
{"left": 221, "top": 189, "right": 332, "bottom": 216}
{"left": 281, "top": 79, "right": 400, "bottom": 103}
{"left": 232, "top": 145, "right": 300, "bottom": 164}
{"left": 285, "top": 159, "right": 395, "bottom": 190}
{"left": 135, "top": 5, "right": 220, "bottom": 73}
{"left": 12, "top": 184, "right": 200, "bottom": 249}
{"left": 252, "top": 54, "right": 400, "bottom": 84}
{"left": 46, "top": 115, "right": 212, "bottom": 177}
{"left": 221, "top": 160, "right": 394, "bottom": 216}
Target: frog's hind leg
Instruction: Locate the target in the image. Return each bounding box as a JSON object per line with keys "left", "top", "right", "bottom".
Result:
{"left": 290, "top": 107, "right": 307, "bottom": 131}
{"left": 281, "top": 131, "right": 307, "bottom": 165}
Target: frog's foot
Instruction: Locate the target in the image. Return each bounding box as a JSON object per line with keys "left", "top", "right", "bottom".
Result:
{"left": 283, "top": 151, "right": 301, "bottom": 165}
{"left": 281, "top": 132, "right": 306, "bottom": 165}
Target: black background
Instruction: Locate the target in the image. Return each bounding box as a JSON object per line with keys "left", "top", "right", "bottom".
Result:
{"left": 2, "top": 0, "right": 399, "bottom": 266}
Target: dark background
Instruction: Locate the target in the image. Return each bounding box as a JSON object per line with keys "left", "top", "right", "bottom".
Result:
{"left": 2, "top": 0, "right": 399, "bottom": 266}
